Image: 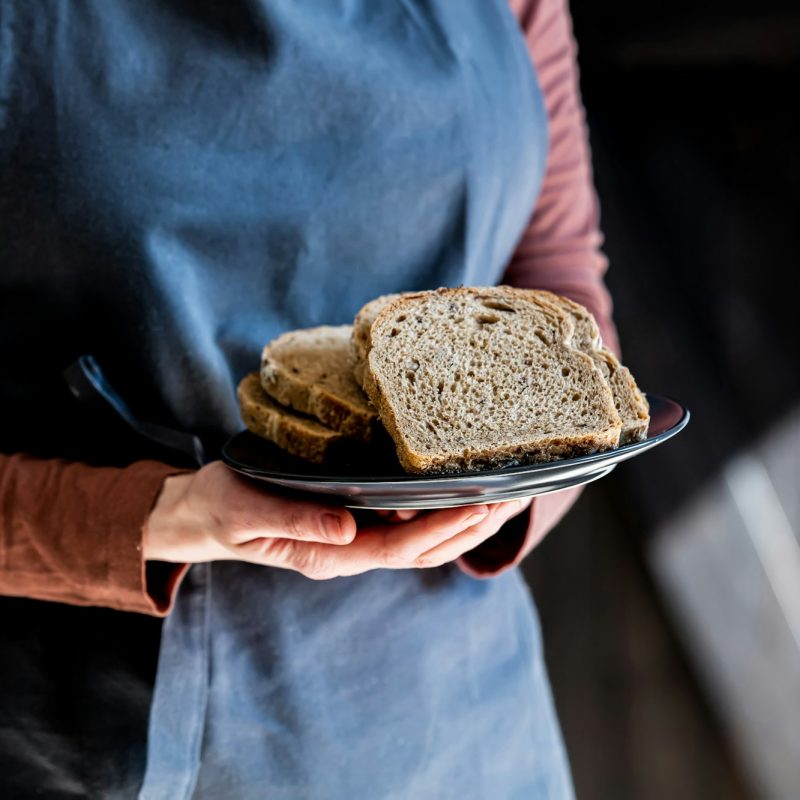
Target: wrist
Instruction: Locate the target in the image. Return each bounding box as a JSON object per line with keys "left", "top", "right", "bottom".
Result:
{"left": 143, "top": 472, "right": 204, "bottom": 562}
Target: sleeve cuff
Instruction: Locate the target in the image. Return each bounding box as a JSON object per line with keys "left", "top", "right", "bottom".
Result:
{"left": 102, "top": 461, "right": 193, "bottom": 616}
{"left": 144, "top": 561, "right": 191, "bottom": 615}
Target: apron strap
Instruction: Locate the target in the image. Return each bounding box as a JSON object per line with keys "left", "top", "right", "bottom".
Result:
{"left": 63, "top": 355, "right": 206, "bottom": 467}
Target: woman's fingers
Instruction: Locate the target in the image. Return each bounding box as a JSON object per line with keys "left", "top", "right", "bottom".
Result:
{"left": 414, "top": 499, "right": 531, "bottom": 568}
{"left": 180, "top": 462, "right": 529, "bottom": 578}
{"left": 354, "top": 504, "right": 490, "bottom": 567}
{"left": 241, "top": 504, "right": 489, "bottom": 578}
{"left": 225, "top": 492, "right": 357, "bottom": 547}
{"left": 374, "top": 509, "right": 420, "bottom": 522}
{"left": 149, "top": 461, "right": 520, "bottom": 574}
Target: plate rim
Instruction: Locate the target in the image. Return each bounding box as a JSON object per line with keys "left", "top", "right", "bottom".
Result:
{"left": 222, "top": 393, "right": 690, "bottom": 485}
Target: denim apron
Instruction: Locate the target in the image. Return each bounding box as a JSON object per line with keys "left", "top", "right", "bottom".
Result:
{"left": 0, "top": 0, "right": 572, "bottom": 796}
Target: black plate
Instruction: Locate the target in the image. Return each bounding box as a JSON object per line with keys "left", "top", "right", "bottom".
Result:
{"left": 222, "top": 394, "right": 689, "bottom": 508}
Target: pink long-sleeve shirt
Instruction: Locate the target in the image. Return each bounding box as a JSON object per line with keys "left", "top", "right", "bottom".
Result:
{"left": 0, "top": 0, "right": 616, "bottom": 615}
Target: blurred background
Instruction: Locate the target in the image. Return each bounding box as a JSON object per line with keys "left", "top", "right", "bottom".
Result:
{"left": 522, "top": 1, "right": 800, "bottom": 798}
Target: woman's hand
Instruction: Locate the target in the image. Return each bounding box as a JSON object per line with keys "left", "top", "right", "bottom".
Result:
{"left": 143, "top": 461, "right": 530, "bottom": 580}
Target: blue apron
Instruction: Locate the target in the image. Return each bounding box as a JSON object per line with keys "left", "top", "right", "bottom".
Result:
{"left": 138, "top": 2, "right": 570, "bottom": 797}
{"left": 0, "top": 0, "right": 572, "bottom": 796}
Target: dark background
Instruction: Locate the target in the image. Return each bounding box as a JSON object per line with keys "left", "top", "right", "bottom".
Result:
{"left": 523, "top": 1, "right": 800, "bottom": 798}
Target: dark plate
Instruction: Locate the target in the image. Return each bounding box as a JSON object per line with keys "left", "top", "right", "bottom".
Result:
{"left": 222, "top": 394, "right": 689, "bottom": 508}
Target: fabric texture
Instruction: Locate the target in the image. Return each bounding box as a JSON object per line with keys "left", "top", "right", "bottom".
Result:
{"left": 507, "top": 0, "right": 617, "bottom": 353}
{"left": 0, "top": 455, "right": 189, "bottom": 614}
{"left": 0, "top": 0, "right": 608, "bottom": 796}
{"left": 145, "top": 565, "right": 573, "bottom": 799}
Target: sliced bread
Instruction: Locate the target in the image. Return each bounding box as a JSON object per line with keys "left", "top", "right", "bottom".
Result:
{"left": 351, "top": 293, "right": 404, "bottom": 387}
{"left": 361, "top": 287, "right": 623, "bottom": 474}
{"left": 237, "top": 373, "right": 345, "bottom": 463}
{"left": 261, "top": 325, "right": 377, "bottom": 441}
{"left": 534, "top": 291, "right": 650, "bottom": 444}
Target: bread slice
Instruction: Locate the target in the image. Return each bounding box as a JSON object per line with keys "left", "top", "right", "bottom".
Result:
{"left": 534, "top": 291, "right": 650, "bottom": 444}
{"left": 353, "top": 289, "right": 649, "bottom": 451}
{"left": 238, "top": 373, "right": 346, "bottom": 463}
{"left": 361, "top": 287, "right": 622, "bottom": 474}
{"left": 261, "top": 325, "right": 378, "bottom": 441}
{"left": 352, "top": 293, "right": 404, "bottom": 387}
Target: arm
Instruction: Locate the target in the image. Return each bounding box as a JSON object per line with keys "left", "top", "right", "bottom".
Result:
{"left": 457, "top": 0, "right": 617, "bottom": 577}
{"left": 505, "top": 0, "right": 619, "bottom": 356}
{"left": 0, "top": 454, "right": 189, "bottom": 615}
{"left": 1, "top": 451, "right": 526, "bottom": 605}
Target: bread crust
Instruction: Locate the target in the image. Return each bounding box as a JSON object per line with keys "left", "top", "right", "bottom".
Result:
{"left": 238, "top": 373, "right": 345, "bottom": 463}
{"left": 352, "top": 293, "right": 409, "bottom": 388}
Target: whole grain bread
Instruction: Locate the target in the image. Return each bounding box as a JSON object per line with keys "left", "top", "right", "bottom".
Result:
{"left": 533, "top": 291, "right": 650, "bottom": 444}
{"left": 351, "top": 293, "right": 404, "bottom": 387}
{"left": 261, "top": 325, "right": 377, "bottom": 441}
{"left": 238, "top": 373, "right": 346, "bottom": 463}
{"left": 361, "top": 287, "right": 622, "bottom": 473}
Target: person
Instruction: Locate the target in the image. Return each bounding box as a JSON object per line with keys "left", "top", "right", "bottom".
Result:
{"left": 0, "top": 0, "right": 620, "bottom": 796}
